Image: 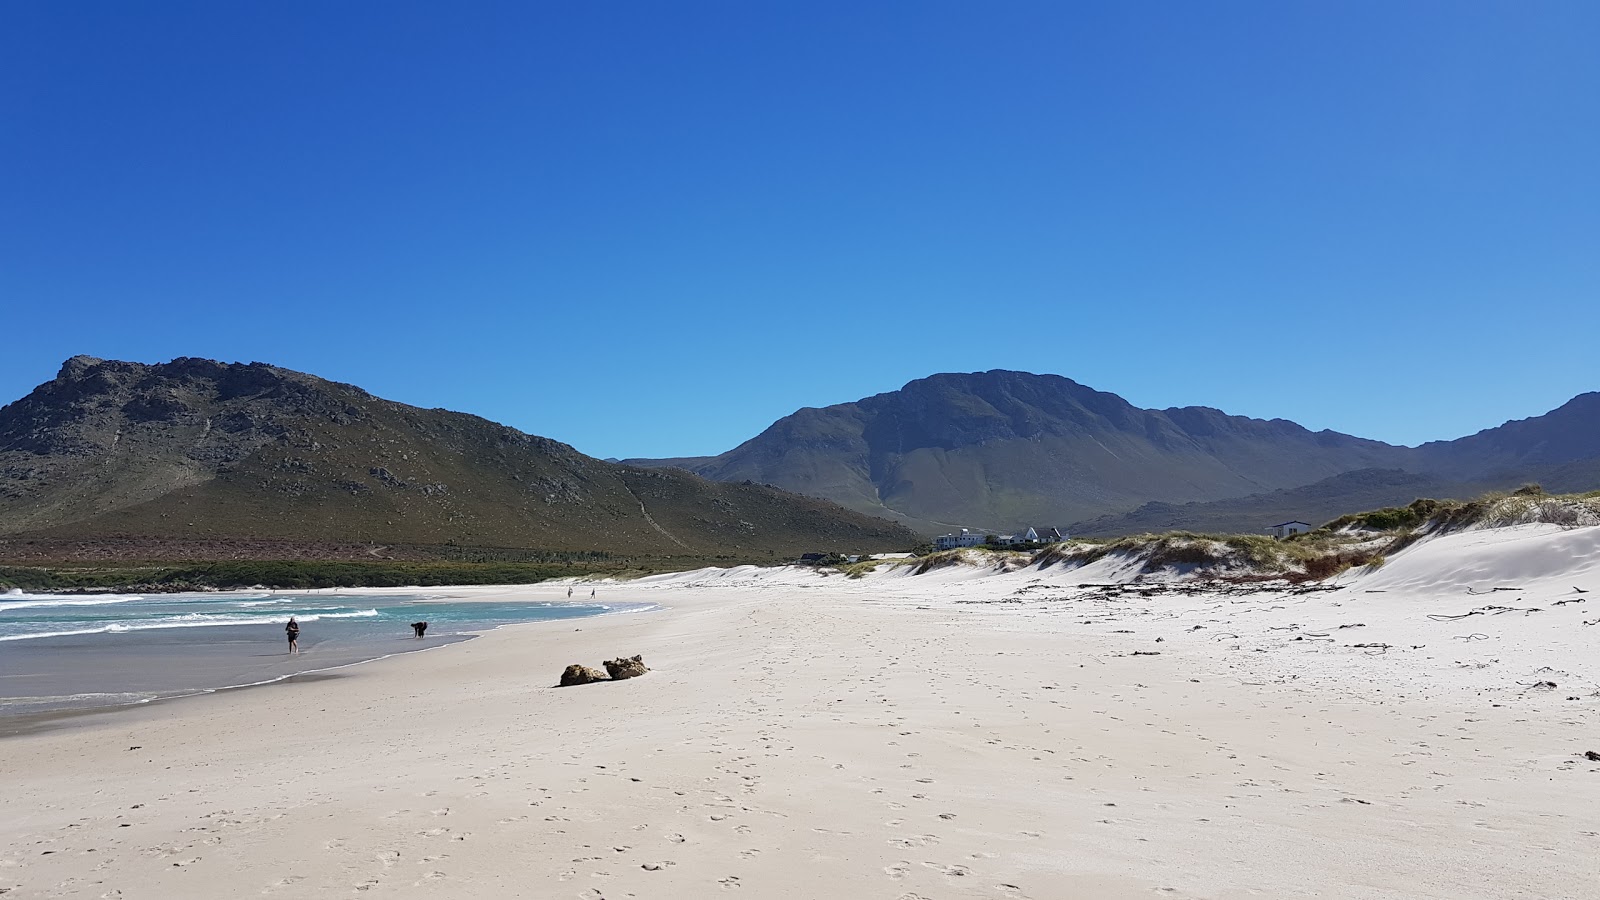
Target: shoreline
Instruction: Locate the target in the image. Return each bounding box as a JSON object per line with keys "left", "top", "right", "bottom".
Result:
{"left": 0, "top": 671, "right": 354, "bottom": 739}
{"left": 0, "top": 586, "right": 660, "bottom": 723}
{"left": 0, "top": 637, "right": 474, "bottom": 738}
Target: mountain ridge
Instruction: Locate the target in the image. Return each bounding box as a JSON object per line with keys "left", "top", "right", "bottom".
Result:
{"left": 627, "top": 370, "right": 1600, "bottom": 534}
{"left": 0, "top": 357, "right": 919, "bottom": 560}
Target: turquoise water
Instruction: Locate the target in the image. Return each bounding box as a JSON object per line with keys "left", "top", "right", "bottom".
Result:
{"left": 0, "top": 588, "right": 654, "bottom": 716}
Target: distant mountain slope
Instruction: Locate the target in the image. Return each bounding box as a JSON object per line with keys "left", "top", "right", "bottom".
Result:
{"left": 630, "top": 370, "right": 1414, "bottom": 531}
{"left": 0, "top": 357, "right": 918, "bottom": 558}
{"left": 630, "top": 371, "right": 1600, "bottom": 534}
{"left": 1062, "top": 468, "right": 1459, "bottom": 536}
{"left": 1065, "top": 461, "right": 1600, "bottom": 538}
{"left": 1415, "top": 392, "right": 1600, "bottom": 476}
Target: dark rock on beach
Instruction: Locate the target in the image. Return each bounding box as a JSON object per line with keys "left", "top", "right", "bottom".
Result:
{"left": 559, "top": 664, "right": 608, "bottom": 686}
{"left": 603, "top": 655, "right": 649, "bottom": 680}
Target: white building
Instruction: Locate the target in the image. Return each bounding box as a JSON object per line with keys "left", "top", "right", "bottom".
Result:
{"left": 937, "top": 526, "right": 1069, "bottom": 549}
{"left": 933, "top": 529, "right": 988, "bottom": 550}
{"left": 1267, "top": 521, "right": 1312, "bottom": 540}
{"left": 993, "top": 527, "right": 1036, "bottom": 546}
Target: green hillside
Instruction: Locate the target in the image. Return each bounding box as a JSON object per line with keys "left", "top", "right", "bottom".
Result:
{"left": 0, "top": 357, "right": 919, "bottom": 562}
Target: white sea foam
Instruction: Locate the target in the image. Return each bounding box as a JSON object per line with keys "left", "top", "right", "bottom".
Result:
{"left": 0, "top": 597, "right": 136, "bottom": 612}
{"left": 0, "top": 608, "right": 381, "bottom": 641}
{"left": 0, "top": 627, "right": 113, "bottom": 642}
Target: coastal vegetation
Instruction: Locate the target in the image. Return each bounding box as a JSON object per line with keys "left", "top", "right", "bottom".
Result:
{"left": 8, "top": 489, "right": 1598, "bottom": 592}
{"left": 0, "top": 555, "right": 750, "bottom": 592}
{"left": 890, "top": 487, "right": 1600, "bottom": 584}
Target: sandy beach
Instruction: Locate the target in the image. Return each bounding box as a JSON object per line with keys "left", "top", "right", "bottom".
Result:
{"left": 3, "top": 524, "right": 1597, "bottom": 899}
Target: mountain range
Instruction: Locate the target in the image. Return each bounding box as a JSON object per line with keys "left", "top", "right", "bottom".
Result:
{"left": 4, "top": 360, "right": 1595, "bottom": 556}
{"left": 627, "top": 370, "right": 1600, "bottom": 535}
{"left": 0, "top": 357, "right": 919, "bottom": 561}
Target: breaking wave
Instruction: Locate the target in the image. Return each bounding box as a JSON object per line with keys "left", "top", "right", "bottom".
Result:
{"left": 0, "top": 609, "right": 380, "bottom": 641}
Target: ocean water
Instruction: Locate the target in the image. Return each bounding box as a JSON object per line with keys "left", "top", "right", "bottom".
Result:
{"left": 0, "top": 588, "right": 655, "bottom": 717}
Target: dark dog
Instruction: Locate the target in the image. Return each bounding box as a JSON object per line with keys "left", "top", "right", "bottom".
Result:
{"left": 410, "top": 621, "right": 428, "bottom": 638}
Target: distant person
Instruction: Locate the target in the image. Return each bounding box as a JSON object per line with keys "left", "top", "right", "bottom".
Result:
{"left": 286, "top": 617, "right": 300, "bottom": 654}
{"left": 567, "top": 586, "right": 573, "bottom": 599}
{"left": 411, "top": 621, "right": 429, "bottom": 639}
{"left": 590, "top": 587, "right": 596, "bottom": 600}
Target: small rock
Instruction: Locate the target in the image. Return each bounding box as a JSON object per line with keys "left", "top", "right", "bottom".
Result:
{"left": 559, "top": 664, "right": 608, "bottom": 687}
{"left": 604, "top": 655, "right": 649, "bottom": 680}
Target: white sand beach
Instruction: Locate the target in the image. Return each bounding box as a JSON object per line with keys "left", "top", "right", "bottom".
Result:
{"left": 3, "top": 524, "right": 1598, "bottom": 899}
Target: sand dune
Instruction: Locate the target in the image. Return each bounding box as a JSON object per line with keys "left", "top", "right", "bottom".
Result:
{"left": 2, "top": 523, "right": 1597, "bottom": 898}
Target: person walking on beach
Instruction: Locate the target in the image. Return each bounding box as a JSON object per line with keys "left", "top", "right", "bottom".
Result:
{"left": 567, "top": 586, "right": 573, "bottom": 599}
{"left": 590, "top": 587, "right": 596, "bottom": 600}
{"left": 286, "top": 617, "right": 300, "bottom": 654}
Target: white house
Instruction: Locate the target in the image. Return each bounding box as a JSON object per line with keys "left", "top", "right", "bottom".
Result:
{"left": 992, "top": 527, "right": 1036, "bottom": 546}
{"left": 935, "top": 526, "right": 1070, "bottom": 550}
{"left": 933, "top": 529, "right": 988, "bottom": 550}
{"left": 1267, "top": 521, "right": 1313, "bottom": 540}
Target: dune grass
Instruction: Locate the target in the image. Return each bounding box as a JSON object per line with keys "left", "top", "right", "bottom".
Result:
{"left": 916, "top": 487, "right": 1599, "bottom": 583}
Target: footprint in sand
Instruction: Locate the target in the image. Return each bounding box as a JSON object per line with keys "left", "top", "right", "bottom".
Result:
{"left": 923, "top": 862, "right": 970, "bottom": 876}
{"left": 719, "top": 875, "right": 742, "bottom": 889}
{"left": 263, "top": 875, "right": 305, "bottom": 893}
{"left": 885, "top": 861, "right": 912, "bottom": 880}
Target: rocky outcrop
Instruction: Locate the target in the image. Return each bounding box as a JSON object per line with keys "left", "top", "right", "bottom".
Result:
{"left": 559, "top": 664, "right": 608, "bottom": 686}
{"left": 603, "top": 655, "right": 649, "bottom": 680}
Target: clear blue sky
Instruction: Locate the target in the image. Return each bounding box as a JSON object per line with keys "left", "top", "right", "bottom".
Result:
{"left": 3, "top": 2, "right": 1596, "bottom": 459}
